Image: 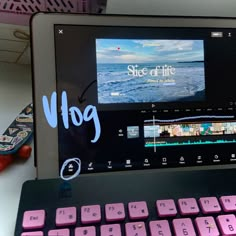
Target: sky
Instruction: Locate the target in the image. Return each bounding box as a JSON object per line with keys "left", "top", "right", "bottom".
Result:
{"left": 96, "top": 39, "right": 204, "bottom": 64}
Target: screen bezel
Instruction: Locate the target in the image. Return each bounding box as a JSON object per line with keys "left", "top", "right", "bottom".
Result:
{"left": 31, "top": 13, "right": 236, "bottom": 179}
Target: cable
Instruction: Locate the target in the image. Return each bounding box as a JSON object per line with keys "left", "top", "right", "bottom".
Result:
{"left": 13, "top": 30, "right": 30, "bottom": 41}
{"left": 13, "top": 30, "right": 30, "bottom": 64}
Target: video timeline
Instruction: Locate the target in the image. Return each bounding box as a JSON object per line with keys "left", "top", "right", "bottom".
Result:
{"left": 141, "top": 120, "right": 236, "bottom": 148}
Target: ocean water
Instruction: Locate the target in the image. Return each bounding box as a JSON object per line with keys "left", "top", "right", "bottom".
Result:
{"left": 97, "top": 62, "right": 205, "bottom": 104}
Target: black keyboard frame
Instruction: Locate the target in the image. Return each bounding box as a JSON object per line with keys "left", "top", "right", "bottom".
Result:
{"left": 14, "top": 168, "right": 236, "bottom": 236}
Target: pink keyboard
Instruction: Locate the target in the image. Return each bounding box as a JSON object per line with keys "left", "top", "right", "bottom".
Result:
{"left": 20, "top": 195, "right": 236, "bottom": 236}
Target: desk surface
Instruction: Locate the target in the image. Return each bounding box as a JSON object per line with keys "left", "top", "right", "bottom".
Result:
{"left": 0, "top": 62, "right": 36, "bottom": 236}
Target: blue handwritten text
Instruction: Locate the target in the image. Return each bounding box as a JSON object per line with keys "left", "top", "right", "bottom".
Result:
{"left": 42, "top": 91, "right": 101, "bottom": 143}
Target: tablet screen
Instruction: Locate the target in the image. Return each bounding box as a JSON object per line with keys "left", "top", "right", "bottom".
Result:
{"left": 54, "top": 24, "right": 236, "bottom": 175}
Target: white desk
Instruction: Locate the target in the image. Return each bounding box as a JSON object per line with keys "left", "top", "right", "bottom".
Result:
{"left": 0, "top": 62, "right": 36, "bottom": 236}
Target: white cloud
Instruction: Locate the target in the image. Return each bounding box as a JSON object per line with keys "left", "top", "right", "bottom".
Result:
{"left": 133, "top": 40, "right": 195, "bottom": 51}
{"left": 115, "top": 54, "right": 155, "bottom": 63}
{"left": 164, "top": 50, "right": 204, "bottom": 61}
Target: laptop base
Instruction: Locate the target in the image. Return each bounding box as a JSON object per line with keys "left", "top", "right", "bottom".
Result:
{"left": 15, "top": 169, "right": 236, "bottom": 235}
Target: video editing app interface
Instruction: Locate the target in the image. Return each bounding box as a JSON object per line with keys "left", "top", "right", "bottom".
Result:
{"left": 54, "top": 24, "right": 236, "bottom": 175}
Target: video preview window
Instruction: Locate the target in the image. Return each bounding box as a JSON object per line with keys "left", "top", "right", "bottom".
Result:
{"left": 96, "top": 39, "right": 205, "bottom": 104}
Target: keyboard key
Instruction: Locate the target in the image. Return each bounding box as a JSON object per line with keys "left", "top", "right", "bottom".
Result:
{"left": 48, "top": 228, "right": 70, "bottom": 236}
{"left": 178, "top": 198, "right": 200, "bottom": 215}
{"left": 75, "top": 226, "right": 96, "bottom": 236}
{"left": 81, "top": 205, "right": 101, "bottom": 224}
{"left": 105, "top": 203, "right": 125, "bottom": 222}
{"left": 199, "top": 197, "right": 221, "bottom": 214}
{"left": 128, "top": 201, "right": 149, "bottom": 220}
{"left": 22, "top": 210, "right": 45, "bottom": 230}
{"left": 173, "top": 218, "right": 196, "bottom": 236}
{"left": 195, "top": 216, "right": 220, "bottom": 236}
{"left": 56, "top": 206, "right": 77, "bottom": 226}
{"left": 100, "top": 224, "right": 121, "bottom": 236}
{"left": 156, "top": 199, "right": 177, "bottom": 217}
{"left": 125, "top": 221, "right": 147, "bottom": 236}
{"left": 21, "top": 232, "right": 43, "bottom": 236}
{"left": 149, "top": 220, "right": 171, "bottom": 236}
{"left": 216, "top": 214, "right": 236, "bottom": 235}
{"left": 220, "top": 196, "right": 236, "bottom": 212}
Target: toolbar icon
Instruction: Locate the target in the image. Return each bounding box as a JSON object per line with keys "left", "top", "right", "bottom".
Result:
{"left": 197, "top": 155, "right": 203, "bottom": 164}
{"left": 88, "top": 162, "right": 94, "bottom": 170}
{"left": 107, "top": 161, "right": 112, "bottom": 169}
{"left": 179, "top": 156, "right": 185, "bottom": 164}
{"left": 162, "top": 157, "right": 167, "bottom": 165}
{"left": 230, "top": 153, "right": 236, "bottom": 162}
{"left": 144, "top": 158, "right": 150, "bottom": 167}
{"left": 213, "top": 154, "right": 220, "bottom": 163}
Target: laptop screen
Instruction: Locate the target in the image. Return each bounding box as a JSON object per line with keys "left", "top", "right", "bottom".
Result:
{"left": 53, "top": 23, "right": 236, "bottom": 175}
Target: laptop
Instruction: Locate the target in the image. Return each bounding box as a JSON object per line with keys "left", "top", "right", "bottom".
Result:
{"left": 15, "top": 13, "right": 236, "bottom": 235}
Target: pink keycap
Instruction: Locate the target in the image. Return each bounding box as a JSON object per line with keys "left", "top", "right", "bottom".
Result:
{"left": 195, "top": 216, "right": 220, "bottom": 236}
{"left": 105, "top": 203, "right": 125, "bottom": 222}
{"left": 220, "top": 196, "right": 236, "bottom": 212}
{"left": 125, "top": 221, "right": 147, "bottom": 236}
{"left": 56, "top": 206, "right": 77, "bottom": 226}
{"left": 156, "top": 199, "right": 177, "bottom": 217}
{"left": 75, "top": 226, "right": 96, "bottom": 236}
{"left": 21, "top": 232, "right": 43, "bottom": 236}
{"left": 128, "top": 201, "right": 149, "bottom": 220}
{"left": 100, "top": 224, "right": 121, "bottom": 236}
{"left": 199, "top": 197, "right": 221, "bottom": 214}
{"left": 22, "top": 210, "right": 45, "bottom": 230}
{"left": 149, "top": 220, "right": 171, "bottom": 236}
{"left": 48, "top": 228, "right": 70, "bottom": 236}
{"left": 173, "top": 218, "right": 196, "bottom": 236}
{"left": 178, "top": 198, "right": 200, "bottom": 215}
{"left": 81, "top": 205, "right": 101, "bottom": 224}
{"left": 216, "top": 214, "right": 236, "bottom": 235}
